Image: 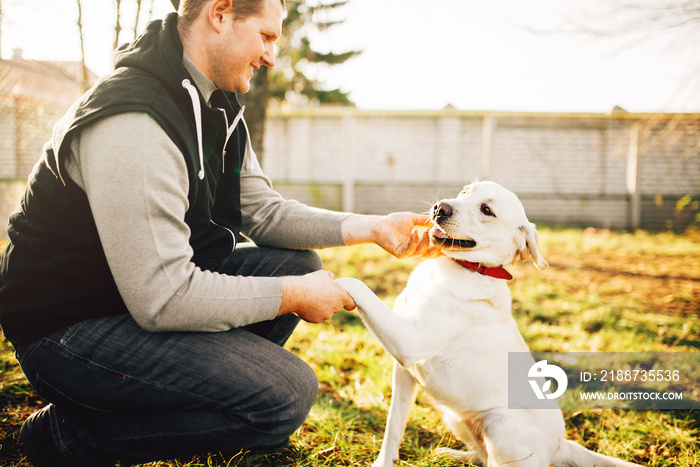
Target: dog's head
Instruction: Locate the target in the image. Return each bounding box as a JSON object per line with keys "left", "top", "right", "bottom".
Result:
{"left": 430, "top": 181, "right": 548, "bottom": 269}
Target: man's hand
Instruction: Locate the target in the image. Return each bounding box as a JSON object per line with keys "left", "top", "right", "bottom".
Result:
{"left": 278, "top": 270, "right": 356, "bottom": 323}
{"left": 279, "top": 211, "right": 440, "bottom": 324}
{"left": 342, "top": 212, "right": 441, "bottom": 259}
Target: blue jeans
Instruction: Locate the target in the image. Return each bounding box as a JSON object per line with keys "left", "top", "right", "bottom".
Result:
{"left": 15, "top": 245, "right": 322, "bottom": 465}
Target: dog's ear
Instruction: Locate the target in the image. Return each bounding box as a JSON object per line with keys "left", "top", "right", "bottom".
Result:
{"left": 514, "top": 222, "right": 548, "bottom": 270}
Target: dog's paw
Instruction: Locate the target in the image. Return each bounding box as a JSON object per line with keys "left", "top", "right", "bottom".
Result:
{"left": 371, "top": 454, "right": 398, "bottom": 467}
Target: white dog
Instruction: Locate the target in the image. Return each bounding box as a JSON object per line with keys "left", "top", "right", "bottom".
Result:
{"left": 337, "top": 181, "right": 640, "bottom": 467}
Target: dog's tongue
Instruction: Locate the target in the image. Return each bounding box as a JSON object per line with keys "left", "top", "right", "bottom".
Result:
{"left": 433, "top": 228, "right": 450, "bottom": 239}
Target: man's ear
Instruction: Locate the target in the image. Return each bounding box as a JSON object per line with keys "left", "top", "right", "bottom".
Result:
{"left": 514, "top": 222, "right": 548, "bottom": 270}
{"left": 209, "top": 0, "right": 233, "bottom": 31}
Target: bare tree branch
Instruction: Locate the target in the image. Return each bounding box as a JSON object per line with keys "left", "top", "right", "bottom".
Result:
{"left": 134, "top": 0, "right": 143, "bottom": 39}
{"left": 113, "top": 0, "right": 122, "bottom": 50}
{"left": 76, "top": 0, "right": 89, "bottom": 92}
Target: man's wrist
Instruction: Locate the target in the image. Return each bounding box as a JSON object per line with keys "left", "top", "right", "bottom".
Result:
{"left": 278, "top": 276, "right": 302, "bottom": 316}
{"left": 341, "top": 214, "right": 382, "bottom": 246}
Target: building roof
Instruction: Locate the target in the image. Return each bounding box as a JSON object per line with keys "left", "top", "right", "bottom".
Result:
{"left": 0, "top": 51, "right": 98, "bottom": 108}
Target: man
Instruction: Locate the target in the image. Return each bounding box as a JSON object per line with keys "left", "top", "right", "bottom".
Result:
{"left": 0, "top": 0, "right": 435, "bottom": 465}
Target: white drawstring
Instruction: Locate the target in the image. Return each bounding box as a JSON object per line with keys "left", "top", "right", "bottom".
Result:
{"left": 181, "top": 79, "right": 205, "bottom": 180}
{"left": 227, "top": 107, "right": 245, "bottom": 144}
{"left": 220, "top": 106, "right": 245, "bottom": 173}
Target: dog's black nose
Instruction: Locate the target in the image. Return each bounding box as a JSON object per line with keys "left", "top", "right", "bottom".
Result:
{"left": 433, "top": 201, "right": 453, "bottom": 222}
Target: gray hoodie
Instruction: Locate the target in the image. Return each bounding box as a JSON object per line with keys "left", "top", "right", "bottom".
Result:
{"left": 62, "top": 54, "right": 349, "bottom": 333}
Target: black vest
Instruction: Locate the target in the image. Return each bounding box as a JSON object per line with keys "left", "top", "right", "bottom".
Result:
{"left": 0, "top": 14, "right": 246, "bottom": 344}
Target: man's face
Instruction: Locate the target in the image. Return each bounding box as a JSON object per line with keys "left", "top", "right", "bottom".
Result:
{"left": 209, "top": 0, "right": 283, "bottom": 93}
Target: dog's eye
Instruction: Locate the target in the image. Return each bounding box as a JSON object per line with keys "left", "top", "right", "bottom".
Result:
{"left": 480, "top": 203, "right": 496, "bottom": 217}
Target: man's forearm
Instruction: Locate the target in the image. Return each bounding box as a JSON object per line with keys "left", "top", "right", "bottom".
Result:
{"left": 238, "top": 128, "right": 349, "bottom": 249}
{"left": 340, "top": 214, "right": 384, "bottom": 245}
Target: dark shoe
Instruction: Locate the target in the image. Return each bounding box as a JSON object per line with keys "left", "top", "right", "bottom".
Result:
{"left": 20, "top": 405, "right": 76, "bottom": 467}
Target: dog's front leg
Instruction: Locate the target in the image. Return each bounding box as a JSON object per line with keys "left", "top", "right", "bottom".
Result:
{"left": 373, "top": 362, "right": 420, "bottom": 467}
{"left": 337, "top": 278, "right": 438, "bottom": 366}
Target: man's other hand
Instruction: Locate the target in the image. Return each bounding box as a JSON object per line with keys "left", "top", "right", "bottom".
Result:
{"left": 278, "top": 271, "right": 356, "bottom": 323}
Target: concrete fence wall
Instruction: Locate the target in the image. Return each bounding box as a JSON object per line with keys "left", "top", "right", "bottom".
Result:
{"left": 262, "top": 108, "right": 700, "bottom": 230}
{"left": 1, "top": 105, "right": 698, "bottom": 238}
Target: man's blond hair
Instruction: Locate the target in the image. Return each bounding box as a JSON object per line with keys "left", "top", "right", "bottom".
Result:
{"left": 179, "top": 0, "right": 285, "bottom": 26}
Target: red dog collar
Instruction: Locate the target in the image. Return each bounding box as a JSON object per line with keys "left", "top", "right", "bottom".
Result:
{"left": 455, "top": 260, "right": 513, "bottom": 280}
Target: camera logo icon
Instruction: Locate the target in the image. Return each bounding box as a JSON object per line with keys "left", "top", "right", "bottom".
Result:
{"left": 528, "top": 360, "right": 568, "bottom": 400}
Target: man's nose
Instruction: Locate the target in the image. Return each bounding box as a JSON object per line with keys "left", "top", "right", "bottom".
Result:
{"left": 262, "top": 43, "right": 276, "bottom": 67}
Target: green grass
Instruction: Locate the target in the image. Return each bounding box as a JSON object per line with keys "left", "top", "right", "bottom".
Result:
{"left": 1, "top": 226, "right": 698, "bottom": 466}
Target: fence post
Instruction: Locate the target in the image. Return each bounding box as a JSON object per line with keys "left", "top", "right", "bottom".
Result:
{"left": 341, "top": 113, "right": 356, "bottom": 213}
{"left": 627, "top": 122, "right": 641, "bottom": 230}
{"left": 482, "top": 115, "right": 494, "bottom": 180}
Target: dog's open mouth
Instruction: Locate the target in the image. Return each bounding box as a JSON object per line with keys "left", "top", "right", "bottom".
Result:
{"left": 431, "top": 227, "right": 476, "bottom": 249}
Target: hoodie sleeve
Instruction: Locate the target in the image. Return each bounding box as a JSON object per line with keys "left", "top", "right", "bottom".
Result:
{"left": 238, "top": 118, "right": 350, "bottom": 248}
{"left": 66, "top": 112, "right": 282, "bottom": 332}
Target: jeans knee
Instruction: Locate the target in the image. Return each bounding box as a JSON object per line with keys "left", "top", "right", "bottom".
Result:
{"left": 296, "top": 249, "right": 323, "bottom": 274}
{"left": 279, "top": 361, "right": 318, "bottom": 434}
{"left": 251, "top": 359, "right": 318, "bottom": 438}
{"left": 298, "top": 362, "right": 319, "bottom": 413}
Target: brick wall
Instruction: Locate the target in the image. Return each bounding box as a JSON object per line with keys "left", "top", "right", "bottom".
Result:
{"left": 263, "top": 108, "right": 700, "bottom": 230}
{"left": 0, "top": 97, "right": 67, "bottom": 180}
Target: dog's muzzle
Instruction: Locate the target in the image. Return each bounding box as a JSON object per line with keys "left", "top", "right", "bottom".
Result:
{"left": 430, "top": 201, "right": 477, "bottom": 249}
{"left": 432, "top": 201, "right": 453, "bottom": 223}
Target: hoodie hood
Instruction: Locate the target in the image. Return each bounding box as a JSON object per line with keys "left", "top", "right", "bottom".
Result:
{"left": 48, "top": 13, "right": 217, "bottom": 183}
{"left": 113, "top": 13, "right": 188, "bottom": 99}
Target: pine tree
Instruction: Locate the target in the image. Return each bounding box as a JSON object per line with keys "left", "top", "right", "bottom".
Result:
{"left": 239, "top": 0, "right": 360, "bottom": 160}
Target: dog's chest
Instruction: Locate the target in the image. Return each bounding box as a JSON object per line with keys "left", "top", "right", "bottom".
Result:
{"left": 406, "top": 352, "right": 511, "bottom": 411}
{"left": 400, "top": 258, "right": 512, "bottom": 322}
{"left": 398, "top": 259, "right": 525, "bottom": 410}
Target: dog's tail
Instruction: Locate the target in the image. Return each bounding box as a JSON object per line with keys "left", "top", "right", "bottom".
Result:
{"left": 552, "top": 439, "right": 642, "bottom": 467}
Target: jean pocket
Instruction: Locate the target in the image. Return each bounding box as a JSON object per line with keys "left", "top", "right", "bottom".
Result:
{"left": 26, "top": 337, "right": 132, "bottom": 412}
{"left": 34, "top": 372, "right": 112, "bottom": 413}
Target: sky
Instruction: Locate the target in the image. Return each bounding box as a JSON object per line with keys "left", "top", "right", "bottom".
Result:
{"left": 2, "top": 0, "right": 698, "bottom": 113}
